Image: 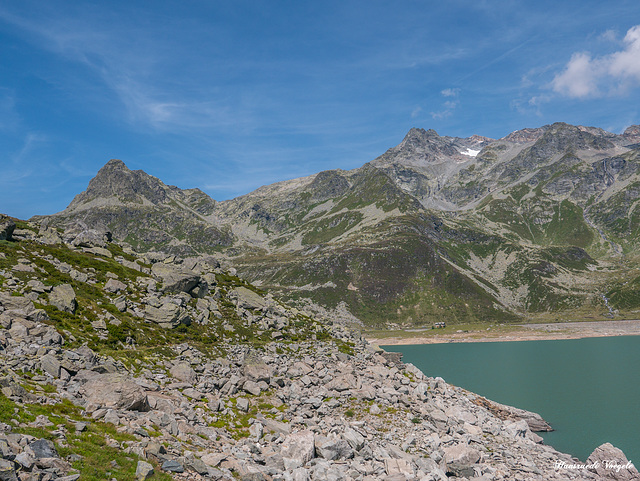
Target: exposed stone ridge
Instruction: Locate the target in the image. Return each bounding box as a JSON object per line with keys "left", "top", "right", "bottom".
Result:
{"left": 0, "top": 222, "right": 635, "bottom": 480}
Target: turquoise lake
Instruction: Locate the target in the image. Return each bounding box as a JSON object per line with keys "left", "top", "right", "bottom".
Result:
{"left": 381, "top": 336, "right": 640, "bottom": 463}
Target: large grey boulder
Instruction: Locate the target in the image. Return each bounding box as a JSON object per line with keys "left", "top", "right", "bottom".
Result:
{"left": 443, "top": 444, "right": 481, "bottom": 466}
{"left": 70, "top": 229, "right": 111, "bottom": 248}
{"left": 0, "top": 292, "right": 41, "bottom": 320}
{"left": 587, "top": 443, "right": 639, "bottom": 480}
{"left": 145, "top": 303, "right": 190, "bottom": 329}
{"left": 151, "top": 263, "right": 200, "bottom": 294}
{"left": 170, "top": 362, "right": 197, "bottom": 383}
{"left": 136, "top": 460, "right": 154, "bottom": 480}
{"left": 40, "top": 353, "right": 62, "bottom": 378}
{"left": 81, "top": 374, "right": 150, "bottom": 412}
{"left": 314, "top": 436, "right": 353, "bottom": 460}
{"left": 233, "top": 286, "right": 268, "bottom": 310}
{"left": 37, "top": 226, "right": 64, "bottom": 245}
{"left": 0, "top": 216, "right": 15, "bottom": 241}
{"left": 0, "top": 458, "right": 18, "bottom": 481}
{"left": 49, "top": 284, "right": 77, "bottom": 314}
{"left": 104, "top": 278, "right": 127, "bottom": 293}
{"left": 243, "top": 351, "right": 274, "bottom": 383}
{"left": 280, "top": 430, "right": 315, "bottom": 470}
{"left": 29, "top": 439, "right": 58, "bottom": 459}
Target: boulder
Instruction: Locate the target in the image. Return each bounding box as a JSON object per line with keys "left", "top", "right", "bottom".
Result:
{"left": 37, "top": 227, "right": 64, "bottom": 245}
{"left": 0, "top": 458, "right": 18, "bottom": 481}
{"left": 29, "top": 439, "right": 58, "bottom": 459}
{"left": 325, "top": 374, "right": 359, "bottom": 392}
{"left": 315, "top": 436, "right": 354, "bottom": 460}
{"left": 342, "top": 428, "right": 365, "bottom": 451}
{"left": 233, "top": 286, "right": 268, "bottom": 310}
{"left": 81, "top": 374, "right": 150, "bottom": 412}
{"left": 161, "top": 459, "right": 184, "bottom": 473}
{"left": 170, "top": 362, "right": 196, "bottom": 383}
{"left": 243, "top": 351, "right": 274, "bottom": 383}
{"left": 104, "top": 278, "right": 127, "bottom": 293}
{"left": 49, "top": 284, "right": 77, "bottom": 314}
{"left": 587, "top": 443, "right": 639, "bottom": 480}
{"left": 443, "top": 444, "right": 481, "bottom": 466}
{"left": 151, "top": 263, "right": 200, "bottom": 295}
{"left": 0, "top": 216, "right": 15, "bottom": 241}
{"left": 0, "top": 292, "right": 40, "bottom": 320}
{"left": 145, "top": 303, "right": 190, "bottom": 329}
{"left": 136, "top": 460, "right": 154, "bottom": 480}
{"left": 40, "top": 354, "right": 62, "bottom": 378}
{"left": 70, "top": 229, "right": 111, "bottom": 248}
{"left": 280, "top": 430, "right": 315, "bottom": 470}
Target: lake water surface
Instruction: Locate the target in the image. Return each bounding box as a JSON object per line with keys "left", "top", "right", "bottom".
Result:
{"left": 381, "top": 336, "right": 640, "bottom": 463}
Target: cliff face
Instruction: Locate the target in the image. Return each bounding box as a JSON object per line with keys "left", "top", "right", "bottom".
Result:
{"left": 1, "top": 223, "right": 636, "bottom": 480}
{"left": 38, "top": 122, "right": 640, "bottom": 326}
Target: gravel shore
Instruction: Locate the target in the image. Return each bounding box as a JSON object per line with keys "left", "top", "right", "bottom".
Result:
{"left": 367, "top": 319, "right": 640, "bottom": 346}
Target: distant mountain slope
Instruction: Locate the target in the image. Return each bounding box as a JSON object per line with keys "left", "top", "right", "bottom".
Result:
{"left": 38, "top": 122, "right": 640, "bottom": 326}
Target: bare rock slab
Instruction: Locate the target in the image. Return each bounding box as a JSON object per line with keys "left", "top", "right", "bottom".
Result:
{"left": 280, "top": 430, "right": 315, "bottom": 470}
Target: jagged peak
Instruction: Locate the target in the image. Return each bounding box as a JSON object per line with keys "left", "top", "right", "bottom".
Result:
{"left": 103, "top": 158, "right": 128, "bottom": 169}
{"left": 502, "top": 126, "right": 548, "bottom": 143}
{"left": 623, "top": 125, "right": 640, "bottom": 138}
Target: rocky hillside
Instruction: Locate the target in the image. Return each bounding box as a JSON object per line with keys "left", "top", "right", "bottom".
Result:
{"left": 37, "top": 122, "right": 640, "bottom": 326}
{"left": 1, "top": 217, "right": 636, "bottom": 480}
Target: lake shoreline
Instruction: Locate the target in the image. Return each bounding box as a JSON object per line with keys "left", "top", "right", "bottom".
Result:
{"left": 366, "top": 319, "right": 640, "bottom": 346}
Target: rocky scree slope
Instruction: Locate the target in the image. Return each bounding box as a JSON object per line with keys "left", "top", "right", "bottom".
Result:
{"left": 38, "top": 122, "right": 640, "bottom": 326}
{"left": 0, "top": 217, "right": 637, "bottom": 480}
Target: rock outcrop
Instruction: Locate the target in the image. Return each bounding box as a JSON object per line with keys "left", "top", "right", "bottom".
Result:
{"left": 0, "top": 215, "right": 636, "bottom": 480}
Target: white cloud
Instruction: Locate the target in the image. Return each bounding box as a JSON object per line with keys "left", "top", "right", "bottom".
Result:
{"left": 553, "top": 25, "right": 640, "bottom": 98}
{"left": 441, "top": 88, "right": 459, "bottom": 97}
{"left": 431, "top": 89, "right": 459, "bottom": 119}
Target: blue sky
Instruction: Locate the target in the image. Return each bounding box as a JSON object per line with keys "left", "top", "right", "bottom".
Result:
{"left": 2, "top": 1, "right": 640, "bottom": 219}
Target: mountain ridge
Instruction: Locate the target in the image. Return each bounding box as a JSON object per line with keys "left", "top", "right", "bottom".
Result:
{"left": 36, "top": 121, "right": 640, "bottom": 327}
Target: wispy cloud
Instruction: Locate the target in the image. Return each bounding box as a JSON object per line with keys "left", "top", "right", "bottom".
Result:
{"left": 431, "top": 89, "right": 460, "bottom": 119}
{"left": 552, "top": 25, "right": 640, "bottom": 98}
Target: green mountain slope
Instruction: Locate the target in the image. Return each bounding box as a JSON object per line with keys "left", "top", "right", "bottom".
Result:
{"left": 36, "top": 122, "right": 640, "bottom": 326}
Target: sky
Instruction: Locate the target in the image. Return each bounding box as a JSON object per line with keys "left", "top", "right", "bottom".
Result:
{"left": 2, "top": 1, "right": 640, "bottom": 219}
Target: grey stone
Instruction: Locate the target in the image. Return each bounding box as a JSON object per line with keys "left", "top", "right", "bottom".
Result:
{"left": 104, "top": 278, "right": 127, "bottom": 293}
{"left": 82, "top": 374, "right": 150, "bottom": 412}
{"left": 185, "top": 457, "right": 209, "bottom": 475}
{"left": 315, "top": 436, "right": 354, "bottom": 460}
{"left": 0, "top": 458, "right": 18, "bottom": 481}
{"left": 151, "top": 263, "right": 200, "bottom": 294}
{"left": 443, "top": 444, "right": 481, "bottom": 466}
{"left": 136, "top": 460, "right": 154, "bottom": 480}
{"left": 145, "top": 303, "right": 190, "bottom": 329}
{"left": 237, "top": 397, "right": 250, "bottom": 412}
{"left": 40, "top": 354, "right": 62, "bottom": 378}
{"left": 342, "top": 428, "right": 365, "bottom": 451}
{"left": 587, "top": 443, "right": 640, "bottom": 480}
{"left": 243, "top": 380, "right": 262, "bottom": 396}
{"left": 70, "top": 228, "right": 111, "bottom": 248}
{"left": 170, "top": 362, "right": 196, "bottom": 383}
{"left": 0, "top": 216, "right": 15, "bottom": 241}
{"left": 49, "top": 284, "right": 77, "bottom": 314}
{"left": 13, "top": 452, "right": 34, "bottom": 470}
{"left": 233, "top": 287, "right": 268, "bottom": 310}
{"left": 280, "top": 430, "right": 315, "bottom": 470}
{"left": 243, "top": 353, "right": 274, "bottom": 384}
{"left": 161, "top": 459, "right": 184, "bottom": 473}
{"left": 29, "top": 439, "right": 58, "bottom": 459}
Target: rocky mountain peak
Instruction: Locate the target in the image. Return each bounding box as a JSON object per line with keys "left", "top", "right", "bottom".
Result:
{"left": 623, "top": 125, "right": 640, "bottom": 143}
{"left": 502, "top": 126, "right": 547, "bottom": 143}
{"left": 66, "top": 159, "right": 170, "bottom": 211}
{"left": 375, "top": 127, "right": 460, "bottom": 167}
{"left": 538, "top": 122, "right": 615, "bottom": 151}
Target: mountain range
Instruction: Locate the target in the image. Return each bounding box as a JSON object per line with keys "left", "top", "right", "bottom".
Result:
{"left": 36, "top": 122, "right": 640, "bottom": 327}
